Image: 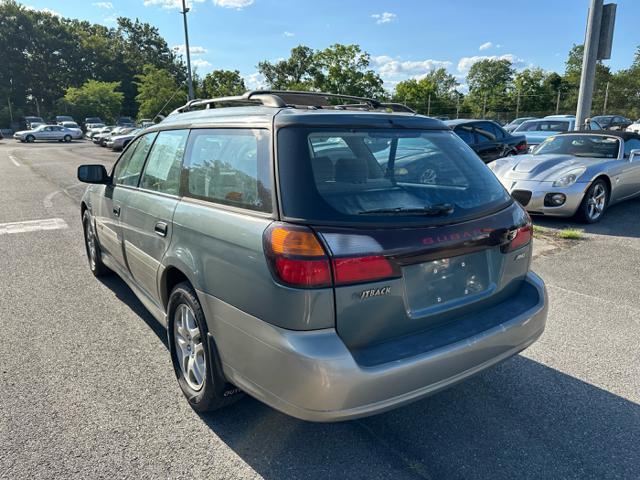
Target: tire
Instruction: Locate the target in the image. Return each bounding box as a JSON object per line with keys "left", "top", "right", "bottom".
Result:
{"left": 168, "top": 282, "right": 242, "bottom": 412}
{"left": 26, "top": 135, "right": 35, "bottom": 143}
{"left": 577, "top": 178, "right": 609, "bottom": 223}
{"left": 82, "top": 210, "right": 110, "bottom": 276}
{"left": 63, "top": 135, "right": 72, "bottom": 143}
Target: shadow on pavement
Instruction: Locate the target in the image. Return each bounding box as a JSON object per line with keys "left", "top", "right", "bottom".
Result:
{"left": 198, "top": 356, "right": 639, "bottom": 480}
{"left": 533, "top": 196, "right": 640, "bottom": 239}
{"left": 97, "top": 274, "right": 168, "bottom": 348}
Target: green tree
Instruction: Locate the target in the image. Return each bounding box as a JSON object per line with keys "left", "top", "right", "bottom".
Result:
{"left": 464, "top": 59, "right": 514, "bottom": 117}
{"left": 561, "top": 43, "right": 611, "bottom": 113}
{"left": 63, "top": 80, "right": 124, "bottom": 123}
{"left": 201, "top": 70, "right": 246, "bottom": 98}
{"left": 135, "top": 65, "right": 186, "bottom": 120}
{"left": 511, "top": 68, "right": 554, "bottom": 114}
{"left": 393, "top": 68, "right": 459, "bottom": 114}
{"left": 257, "top": 45, "right": 317, "bottom": 90}
{"left": 313, "top": 44, "right": 385, "bottom": 98}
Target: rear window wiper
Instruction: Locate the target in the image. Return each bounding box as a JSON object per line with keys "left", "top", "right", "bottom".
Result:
{"left": 358, "top": 203, "right": 454, "bottom": 216}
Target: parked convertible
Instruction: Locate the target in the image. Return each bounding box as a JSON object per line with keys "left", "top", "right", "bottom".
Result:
{"left": 489, "top": 131, "right": 640, "bottom": 223}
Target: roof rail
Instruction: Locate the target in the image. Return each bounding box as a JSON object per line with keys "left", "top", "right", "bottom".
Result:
{"left": 168, "top": 90, "right": 416, "bottom": 116}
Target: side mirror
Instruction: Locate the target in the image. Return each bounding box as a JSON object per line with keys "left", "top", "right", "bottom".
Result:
{"left": 78, "top": 164, "right": 110, "bottom": 184}
{"left": 629, "top": 149, "right": 640, "bottom": 162}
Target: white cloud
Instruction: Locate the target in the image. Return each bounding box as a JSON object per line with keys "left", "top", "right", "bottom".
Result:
{"left": 103, "top": 14, "right": 118, "bottom": 24}
{"left": 478, "top": 41, "right": 493, "bottom": 51}
{"left": 92, "top": 2, "right": 113, "bottom": 8}
{"left": 143, "top": 0, "right": 205, "bottom": 9}
{"left": 371, "top": 55, "right": 452, "bottom": 81}
{"left": 213, "top": 0, "right": 254, "bottom": 9}
{"left": 24, "top": 5, "right": 61, "bottom": 16}
{"left": 371, "top": 12, "right": 397, "bottom": 24}
{"left": 244, "top": 72, "right": 266, "bottom": 90}
{"left": 172, "top": 44, "right": 207, "bottom": 55}
{"left": 457, "top": 54, "right": 524, "bottom": 73}
{"left": 283, "top": 31, "right": 295, "bottom": 37}
{"left": 192, "top": 58, "right": 212, "bottom": 70}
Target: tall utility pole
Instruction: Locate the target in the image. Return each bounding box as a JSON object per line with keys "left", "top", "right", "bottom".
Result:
{"left": 556, "top": 89, "right": 561, "bottom": 114}
{"left": 427, "top": 94, "right": 431, "bottom": 116}
{"left": 515, "top": 90, "right": 521, "bottom": 119}
{"left": 456, "top": 95, "right": 460, "bottom": 119}
{"left": 603, "top": 81, "right": 610, "bottom": 114}
{"left": 575, "top": 0, "right": 617, "bottom": 130}
{"left": 180, "top": 0, "right": 195, "bottom": 101}
{"left": 482, "top": 93, "right": 487, "bottom": 119}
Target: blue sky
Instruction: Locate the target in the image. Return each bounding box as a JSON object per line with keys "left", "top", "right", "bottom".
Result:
{"left": 23, "top": 0, "right": 640, "bottom": 92}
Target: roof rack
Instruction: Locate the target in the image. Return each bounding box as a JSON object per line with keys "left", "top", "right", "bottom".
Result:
{"left": 168, "top": 90, "right": 415, "bottom": 115}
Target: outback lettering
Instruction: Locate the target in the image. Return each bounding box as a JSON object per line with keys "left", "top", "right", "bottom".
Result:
{"left": 360, "top": 286, "right": 391, "bottom": 299}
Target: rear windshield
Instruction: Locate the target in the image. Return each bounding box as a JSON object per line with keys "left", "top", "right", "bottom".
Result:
{"left": 277, "top": 128, "right": 512, "bottom": 226}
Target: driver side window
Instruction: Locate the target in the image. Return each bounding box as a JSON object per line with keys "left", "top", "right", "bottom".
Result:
{"left": 114, "top": 133, "right": 157, "bottom": 187}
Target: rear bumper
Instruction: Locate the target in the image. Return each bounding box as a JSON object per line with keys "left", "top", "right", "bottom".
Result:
{"left": 199, "top": 272, "right": 547, "bottom": 422}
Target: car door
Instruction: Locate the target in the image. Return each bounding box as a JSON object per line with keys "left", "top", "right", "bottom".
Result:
{"left": 93, "top": 133, "right": 157, "bottom": 270}
{"left": 120, "top": 129, "right": 188, "bottom": 301}
{"left": 35, "top": 126, "right": 51, "bottom": 140}
{"left": 618, "top": 138, "right": 640, "bottom": 199}
{"left": 472, "top": 122, "right": 501, "bottom": 162}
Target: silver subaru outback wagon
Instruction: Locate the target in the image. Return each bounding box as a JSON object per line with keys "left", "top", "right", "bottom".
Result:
{"left": 78, "top": 91, "right": 548, "bottom": 422}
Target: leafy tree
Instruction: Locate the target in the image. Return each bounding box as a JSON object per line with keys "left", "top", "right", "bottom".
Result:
{"left": 135, "top": 65, "right": 186, "bottom": 120}
{"left": 201, "top": 70, "right": 246, "bottom": 98}
{"left": 464, "top": 59, "right": 514, "bottom": 117}
{"left": 313, "top": 44, "right": 385, "bottom": 98}
{"left": 64, "top": 80, "right": 124, "bottom": 123}
{"left": 511, "top": 68, "right": 554, "bottom": 114}
{"left": 393, "top": 68, "right": 459, "bottom": 114}
{"left": 561, "top": 43, "right": 611, "bottom": 113}
{"left": 257, "top": 45, "right": 317, "bottom": 90}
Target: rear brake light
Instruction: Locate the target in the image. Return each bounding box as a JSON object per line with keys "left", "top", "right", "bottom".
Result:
{"left": 264, "top": 224, "right": 400, "bottom": 288}
{"left": 504, "top": 224, "right": 532, "bottom": 252}
{"left": 333, "top": 255, "right": 397, "bottom": 285}
{"left": 516, "top": 142, "right": 528, "bottom": 152}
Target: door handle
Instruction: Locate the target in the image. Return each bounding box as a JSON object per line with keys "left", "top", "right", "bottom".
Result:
{"left": 154, "top": 221, "right": 168, "bottom": 237}
{"left": 113, "top": 206, "right": 121, "bottom": 217}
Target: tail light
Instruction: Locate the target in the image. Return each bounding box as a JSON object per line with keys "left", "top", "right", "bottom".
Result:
{"left": 502, "top": 223, "right": 533, "bottom": 252}
{"left": 516, "top": 142, "right": 528, "bottom": 152}
{"left": 264, "top": 224, "right": 400, "bottom": 288}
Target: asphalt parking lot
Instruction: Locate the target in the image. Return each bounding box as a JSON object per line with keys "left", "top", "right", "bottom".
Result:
{"left": 0, "top": 139, "right": 638, "bottom": 480}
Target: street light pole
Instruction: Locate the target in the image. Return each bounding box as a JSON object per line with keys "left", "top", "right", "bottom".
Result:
{"left": 575, "top": 0, "right": 603, "bottom": 130}
{"left": 181, "top": 0, "right": 195, "bottom": 101}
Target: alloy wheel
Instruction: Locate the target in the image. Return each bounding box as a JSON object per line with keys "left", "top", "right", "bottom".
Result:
{"left": 586, "top": 183, "right": 606, "bottom": 221}
{"left": 85, "top": 219, "right": 97, "bottom": 270}
{"left": 173, "top": 304, "right": 206, "bottom": 391}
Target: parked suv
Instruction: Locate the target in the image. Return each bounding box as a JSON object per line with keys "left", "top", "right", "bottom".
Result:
{"left": 78, "top": 91, "right": 547, "bottom": 421}
{"left": 444, "top": 119, "right": 528, "bottom": 162}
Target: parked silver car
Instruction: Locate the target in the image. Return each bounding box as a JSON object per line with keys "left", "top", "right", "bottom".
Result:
{"left": 77, "top": 90, "right": 547, "bottom": 421}
{"left": 13, "top": 124, "right": 74, "bottom": 143}
{"left": 106, "top": 128, "right": 141, "bottom": 151}
{"left": 514, "top": 115, "right": 602, "bottom": 150}
{"left": 489, "top": 131, "right": 640, "bottom": 222}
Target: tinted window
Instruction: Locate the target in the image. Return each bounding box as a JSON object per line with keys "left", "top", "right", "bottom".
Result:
{"left": 474, "top": 123, "right": 497, "bottom": 143}
{"left": 114, "top": 133, "right": 157, "bottom": 186}
{"left": 535, "top": 135, "right": 619, "bottom": 158}
{"left": 624, "top": 138, "right": 640, "bottom": 157}
{"left": 140, "top": 130, "right": 188, "bottom": 195}
{"left": 454, "top": 125, "right": 474, "bottom": 144}
{"left": 278, "top": 128, "right": 511, "bottom": 226}
{"left": 184, "top": 129, "right": 272, "bottom": 212}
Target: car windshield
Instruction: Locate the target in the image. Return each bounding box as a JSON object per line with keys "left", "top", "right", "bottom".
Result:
{"left": 277, "top": 128, "right": 511, "bottom": 226}
{"left": 534, "top": 134, "right": 620, "bottom": 158}
{"left": 593, "top": 116, "right": 612, "bottom": 126}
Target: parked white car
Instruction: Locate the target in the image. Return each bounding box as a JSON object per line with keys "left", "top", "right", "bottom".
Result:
{"left": 626, "top": 120, "right": 640, "bottom": 134}
{"left": 60, "top": 121, "right": 84, "bottom": 139}
{"left": 13, "top": 124, "right": 75, "bottom": 143}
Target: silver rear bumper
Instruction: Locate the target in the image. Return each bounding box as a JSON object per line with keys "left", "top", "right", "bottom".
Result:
{"left": 199, "top": 272, "right": 548, "bottom": 422}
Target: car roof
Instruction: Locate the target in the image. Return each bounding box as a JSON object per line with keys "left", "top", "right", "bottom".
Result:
{"left": 556, "top": 130, "right": 640, "bottom": 141}
{"left": 442, "top": 119, "right": 493, "bottom": 127}
{"left": 155, "top": 90, "right": 447, "bottom": 131}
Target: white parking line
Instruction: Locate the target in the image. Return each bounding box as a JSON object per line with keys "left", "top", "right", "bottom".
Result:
{"left": 0, "top": 218, "right": 68, "bottom": 235}
{"left": 8, "top": 155, "right": 21, "bottom": 167}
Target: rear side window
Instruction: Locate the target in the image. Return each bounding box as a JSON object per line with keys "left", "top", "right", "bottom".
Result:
{"left": 474, "top": 123, "right": 497, "bottom": 143}
{"left": 140, "top": 130, "right": 189, "bottom": 195}
{"left": 277, "top": 128, "right": 511, "bottom": 226}
{"left": 114, "top": 132, "right": 157, "bottom": 186}
{"left": 184, "top": 129, "right": 272, "bottom": 213}
{"left": 454, "top": 125, "right": 474, "bottom": 144}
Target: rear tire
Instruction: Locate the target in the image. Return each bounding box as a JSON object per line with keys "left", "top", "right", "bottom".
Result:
{"left": 63, "top": 135, "right": 72, "bottom": 143}
{"left": 26, "top": 135, "right": 35, "bottom": 143}
{"left": 168, "top": 282, "right": 242, "bottom": 413}
{"left": 82, "top": 210, "right": 110, "bottom": 276}
{"left": 577, "top": 178, "right": 609, "bottom": 223}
